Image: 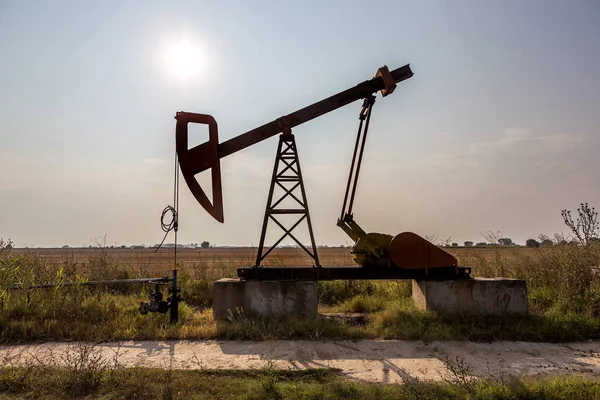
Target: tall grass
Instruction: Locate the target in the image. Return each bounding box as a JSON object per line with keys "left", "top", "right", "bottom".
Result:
{"left": 462, "top": 243, "right": 600, "bottom": 315}
{"left": 0, "top": 239, "right": 599, "bottom": 342}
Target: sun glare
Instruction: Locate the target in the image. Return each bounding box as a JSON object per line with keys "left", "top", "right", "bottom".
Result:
{"left": 164, "top": 37, "right": 206, "bottom": 82}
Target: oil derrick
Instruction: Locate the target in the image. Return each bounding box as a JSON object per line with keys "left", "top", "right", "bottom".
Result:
{"left": 255, "top": 128, "right": 320, "bottom": 267}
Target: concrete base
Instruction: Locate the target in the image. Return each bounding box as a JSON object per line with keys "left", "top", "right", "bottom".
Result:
{"left": 213, "top": 278, "right": 318, "bottom": 320}
{"left": 412, "top": 278, "right": 528, "bottom": 316}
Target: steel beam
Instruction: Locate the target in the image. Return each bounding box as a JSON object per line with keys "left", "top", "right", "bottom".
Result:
{"left": 238, "top": 266, "right": 471, "bottom": 282}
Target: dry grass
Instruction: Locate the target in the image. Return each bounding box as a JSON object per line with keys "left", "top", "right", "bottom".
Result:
{"left": 1, "top": 242, "right": 600, "bottom": 343}
{"left": 9, "top": 245, "right": 518, "bottom": 270}
{"left": 0, "top": 362, "right": 599, "bottom": 399}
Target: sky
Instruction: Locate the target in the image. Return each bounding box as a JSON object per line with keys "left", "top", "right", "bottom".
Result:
{"left": 0, "top": 0, "right": 599, "bottom": 248}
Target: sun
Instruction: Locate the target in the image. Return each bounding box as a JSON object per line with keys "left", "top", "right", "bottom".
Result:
{"left": 164, "top": 37, "right": 206, "bottom": 82}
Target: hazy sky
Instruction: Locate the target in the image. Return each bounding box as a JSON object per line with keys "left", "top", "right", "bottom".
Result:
{"left": 1, "top": 1, "right": 599, "bottom": 248}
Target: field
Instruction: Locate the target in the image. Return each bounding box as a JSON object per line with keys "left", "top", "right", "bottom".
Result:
{"left": 8, "top": 245, "right": 523, "bottom": 273}
{"left": 11, "top": 246, "right": 357, "bottom": 271}
{"left": 1, "top": 242, "right": 599, "bottom": 344}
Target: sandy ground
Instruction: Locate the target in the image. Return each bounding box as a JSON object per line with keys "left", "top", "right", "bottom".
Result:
{"left": 1, "top": 340, "right": 600, "bottom": 383}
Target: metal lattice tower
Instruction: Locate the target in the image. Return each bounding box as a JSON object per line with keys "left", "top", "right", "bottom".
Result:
{"left": 255, "top": 131, "right": 320, "bottom": 267}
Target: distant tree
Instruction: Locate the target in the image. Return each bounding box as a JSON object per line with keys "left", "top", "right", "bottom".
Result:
{"left": 481, "top": 230, "right": 503, "bottom": 245}
{"left": 525, "top": 239, "right": 540, "bottom": 248}
{"left": 464, "top": 241, "right": 474, "bottom": 247}
{"left": 553, "top": 233, "right": 568, "bottom": 243}
{"left": 424, "top": 235, "right": 437, "bottom": 244}
{"left": 475, "top": 242, "right": 487, "bottom": 247}
{"left": 498, "top": 238, "right": 513, "bottom": 246}
{"left": 1, "top": 238, "right": 13, "bottom": 251}
{"left": 62, "top": 245, "right": 69, "bottom": 248}
{"left": 201, "top": 241, "right": 210, "bottom": 249}
{"left": 438, "top": 237, "right": 452, "bottom": 247}
{"left": 541, "top": 239, "right": 554, "bottom": 247}
{"left": 561, "top": 203, "right": 599, "bottom": 246}
{"left": 451, "top": 243, "right": 458, "bottom": 247}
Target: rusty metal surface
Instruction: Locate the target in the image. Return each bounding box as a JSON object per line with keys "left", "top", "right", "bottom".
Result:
{"left": 388, "top": 232, "right": 458, "bottom": 272}
{"left": 336, "top": 96, "right": 384, "bottom": 265}
{"left": 175, "top": 64, "right": 412, "bottom": 222}
{"left": 375, "top": 65, "right": 397, "bottom": 97}
{"left": 175, "top": 112, "right": 224, "bottom": 222}
{"left": 216, "top": 64, "right": 413, "bottom": 160}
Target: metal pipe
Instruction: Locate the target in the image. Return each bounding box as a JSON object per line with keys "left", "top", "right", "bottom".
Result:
{"left": 347, "top": 96, "right": 375, "bottom": 215}
{"left": 340, "top": 107, "right": 365, "bottom": 221}
{"left": 170, "top": 269, "right": 179, "bottom": 324}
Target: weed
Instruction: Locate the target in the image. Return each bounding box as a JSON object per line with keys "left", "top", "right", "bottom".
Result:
{"left": 0, "top": 364, "right": 599, "bottom": 399}
{"left": 257, "top": 361, "right": 282, "bottom": 400}
{"left": 55, "top": 341, "right": 124, "bottom": 396}
{"left": 319, "top": 280, "right": 376, "bottom": 304}
{"left": 1, "top": 244, "right": 600, "bottom": 342}
{"left": 438, "top": 354, "right": 477, "bottom": 390}
{"left": 343, "top": 295, "right": 386, "bottom": 313}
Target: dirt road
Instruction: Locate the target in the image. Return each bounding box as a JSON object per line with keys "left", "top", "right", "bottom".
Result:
{"left": 2, "top": 340, "right": 599, "bottom": 383}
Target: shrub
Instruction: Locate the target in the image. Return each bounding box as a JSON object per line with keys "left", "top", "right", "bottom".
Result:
{"left": 562, "top": 203, "right": 599, "bottom": 246}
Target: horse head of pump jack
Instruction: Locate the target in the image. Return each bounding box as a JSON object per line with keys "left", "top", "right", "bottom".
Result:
{"left": 175, "top": 112, "right": 224, "bottom": 222}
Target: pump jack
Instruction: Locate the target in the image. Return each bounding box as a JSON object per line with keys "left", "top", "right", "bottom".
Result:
{"left": 175, "top": 64, "right": 471, "bottom": 281}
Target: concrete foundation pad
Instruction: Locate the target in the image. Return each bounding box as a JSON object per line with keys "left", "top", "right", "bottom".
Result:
{"left": 412, "top": 278, "right": 528, "bottom": 316}
{"left": 213, "top": 278, "right": 318, "bottom": 320}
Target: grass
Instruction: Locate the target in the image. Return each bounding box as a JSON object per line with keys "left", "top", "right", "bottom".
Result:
{"left": 0, "top": 240, "right": 599, "bottom": 343}
{"left": 0, "top": 365, "right": 599, "bottom": 399}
